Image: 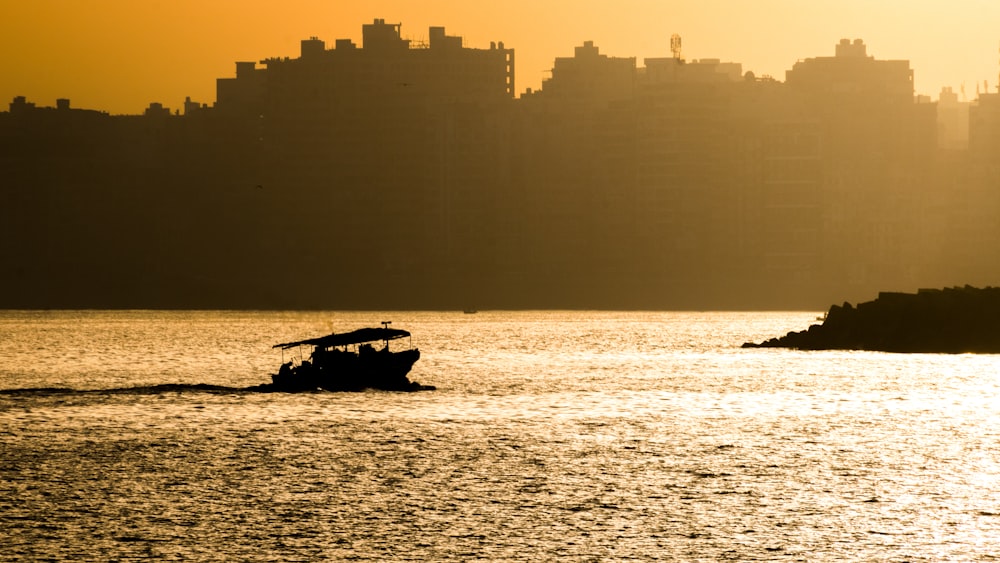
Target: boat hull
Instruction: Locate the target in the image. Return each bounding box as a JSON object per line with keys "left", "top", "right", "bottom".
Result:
{"left": 269, "top": 349, "right": 423, "bottom": 392}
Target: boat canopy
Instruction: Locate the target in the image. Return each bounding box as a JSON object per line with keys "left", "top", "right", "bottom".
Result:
{"left": 273, "top": 327, "right": 411, "bottom": 350}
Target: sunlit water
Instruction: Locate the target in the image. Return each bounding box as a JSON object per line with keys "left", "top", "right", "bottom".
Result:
{"left": 2, "top": 310, "right": 1000, "bottom": 561}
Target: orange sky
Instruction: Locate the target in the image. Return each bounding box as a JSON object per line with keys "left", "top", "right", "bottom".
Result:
{"left": 3, "top": 0, "right": 999, "bottom": 114}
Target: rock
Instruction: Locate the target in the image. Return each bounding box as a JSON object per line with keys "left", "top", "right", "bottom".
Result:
{"left": 742, "top": 286, "right": 1000, "bottom": 353}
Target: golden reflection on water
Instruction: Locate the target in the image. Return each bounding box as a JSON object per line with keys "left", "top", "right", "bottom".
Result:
{"left": 2, "top": 311, "right": 1000, "bottom": 560}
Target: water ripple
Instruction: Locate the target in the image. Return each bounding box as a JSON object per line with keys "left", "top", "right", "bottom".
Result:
{"left": 2, "top": 311, "right": 1000, "bottom": 560}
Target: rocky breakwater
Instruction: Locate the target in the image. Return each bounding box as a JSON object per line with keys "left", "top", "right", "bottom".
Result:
{"left": 743, "top": 286, "right": 1000, "bottom": 353}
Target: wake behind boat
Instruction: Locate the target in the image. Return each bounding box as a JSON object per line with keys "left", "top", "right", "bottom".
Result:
{"left": 264, "top": 322, "right": 430, "bottom": 392}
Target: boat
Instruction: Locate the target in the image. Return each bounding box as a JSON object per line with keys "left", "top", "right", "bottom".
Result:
{"left": 267, "top": 322, "right": 430, "bottom": 391}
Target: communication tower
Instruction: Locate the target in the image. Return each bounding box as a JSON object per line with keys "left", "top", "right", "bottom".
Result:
{"left": 670, "top": 34, "right": 682, "bottom": 60}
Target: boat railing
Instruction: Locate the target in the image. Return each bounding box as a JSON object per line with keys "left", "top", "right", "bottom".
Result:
{"left": 279, "top": 338, "right": 414, "bottom": 369}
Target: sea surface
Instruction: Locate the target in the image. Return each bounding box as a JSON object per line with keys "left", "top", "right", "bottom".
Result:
{"left": 2, "top": 310, "right": 1000, "bottom": 561}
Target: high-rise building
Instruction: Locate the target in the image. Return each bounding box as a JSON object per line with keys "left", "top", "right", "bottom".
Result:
{"left": 786, "top": 39, "right": 934, "bottom": 295}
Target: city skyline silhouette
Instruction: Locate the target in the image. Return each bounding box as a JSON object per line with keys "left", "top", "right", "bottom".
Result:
{"left": 4, "top": 2, "right": 1000, "bottom": 115}
{"left": 2, "top": 17, "right": 999, "bottom": 310}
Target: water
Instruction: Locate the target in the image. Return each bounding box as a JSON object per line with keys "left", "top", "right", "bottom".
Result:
{"left": 2, "top": 310, "right": 1000, "bottom": 561}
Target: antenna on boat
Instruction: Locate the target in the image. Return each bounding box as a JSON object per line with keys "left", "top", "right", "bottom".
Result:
{"left": 381, "top": 321, "right": 392, "bottom": 350}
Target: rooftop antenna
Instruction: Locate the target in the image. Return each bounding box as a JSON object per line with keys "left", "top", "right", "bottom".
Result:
{"left": 670, "top": 34, "right": 682, "bottom": 60}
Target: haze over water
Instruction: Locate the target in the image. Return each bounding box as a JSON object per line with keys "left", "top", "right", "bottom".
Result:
{"left": 6, "top": 2, "right": 1000, "bottom": 559}
{"left": 3, "top": 310, "right": 1000, "bottom": 560}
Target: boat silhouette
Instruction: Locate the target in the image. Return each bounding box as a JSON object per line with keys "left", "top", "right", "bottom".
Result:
{"left": 266, "top": 322, "right": 430, "bottom": 391}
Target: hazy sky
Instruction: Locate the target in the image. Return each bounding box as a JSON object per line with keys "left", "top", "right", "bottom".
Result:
{"left": 3, "top": 0, "right": 999, "bottom": 114}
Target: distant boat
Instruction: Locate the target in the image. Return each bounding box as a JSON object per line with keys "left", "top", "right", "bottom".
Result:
{"left": 265, "top": 322, "right": 430, "bottom": 392}
{"left": 463, "top": 309, "right": 478, "bottom": 314}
